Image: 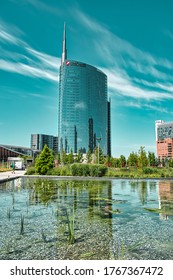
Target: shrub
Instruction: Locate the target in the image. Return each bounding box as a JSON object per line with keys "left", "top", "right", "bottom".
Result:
{"left": 46, "top": 168, "right": 60, "bottom": 176}
{"left": 82, "top": 164, "right": 90, "bottom": 176}
{"left": 25, "top": 166, "right": 36, "bottom": 175}
{"left": 142, "top": 167, "right": 158, "bottom": 174}
{"left": 70, "top": 163, "right": 107, "bottom": 177}
{"left": 47, "top": 166, "right": 71, "bottom": 176}
{"left": 60, "top": 166, "right": 69, "bottom": 176}
{"left": 89, "top": 164, "right": 108, "bottom": 177}
{"left": 70, "top": 164, "right": 78, "bottom": 176}
{"left": 71, "top": 164, "right": 85, "bottom": 176}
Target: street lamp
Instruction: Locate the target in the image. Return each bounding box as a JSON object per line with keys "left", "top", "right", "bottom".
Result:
{"left": 96, "top": 137, "right": 101, "bottom": 164}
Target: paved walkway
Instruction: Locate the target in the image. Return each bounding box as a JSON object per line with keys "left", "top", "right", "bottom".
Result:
{"left": 0, "top": 170, "right": 26, "bottom": 183}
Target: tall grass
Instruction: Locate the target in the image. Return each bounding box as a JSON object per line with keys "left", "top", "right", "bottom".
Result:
{"left": 106, "top": 167, "right": 173, "bottom": 178}
{"left": 65, "top": 207, "right": 75, "bottom": 244}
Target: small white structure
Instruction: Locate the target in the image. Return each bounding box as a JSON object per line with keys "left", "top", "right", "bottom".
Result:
{"left": 8, "top": 157, "right": 24, "bottom": 170}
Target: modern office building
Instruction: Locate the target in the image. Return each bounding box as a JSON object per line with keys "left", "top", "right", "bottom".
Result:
{"left": 58, "top": 24, "right": 111, "bottom": 155}
{"left": 31, "top": 134, "right": 58, "bottom": 154}
{"left": 0, "top": 144, "right": 27, "bottom": 162}
{"left": 155, "top": 120, "right": 173, "bottom": 159}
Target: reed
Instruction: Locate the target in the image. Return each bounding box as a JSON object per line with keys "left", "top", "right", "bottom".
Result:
{"left": 7, "top": 208, "right": 11, "bottom": 220}
{"left": 20, "top": 214, "right": 24, "bottom": 235}
{"left": 65, "top": 206, "right": 75, "bottom": 244}
{"left": 114, "top": 240, "right": 143, "bottom": 260}
{"left": 41, "top": 229, "right": 47, "bottom": 242}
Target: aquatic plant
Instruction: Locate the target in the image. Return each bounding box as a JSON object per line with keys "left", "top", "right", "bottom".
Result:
{"left": 144, "top": 207, "right": 173, "bottom": 216}
{"left": 12, "top": 193, "right": 15, "bottom": 207}
{"left": 114, "top": 241, "right": 144, "bottom": 260}
{"left": 41, "top": 229, "right": 47, "bottom": 242}
{"left": 65, "top": 207, "right": 75, "bottom": 244}
{"left": 20, "top": 214, "right": 24, "bottom": 235}
{"left": 7, "top": 208, "right": 11, "bottom": 220}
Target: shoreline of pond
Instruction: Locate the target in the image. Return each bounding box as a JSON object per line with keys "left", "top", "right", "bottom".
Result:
{"left": 1, "top": 172, "right": 173, "bottom": 184}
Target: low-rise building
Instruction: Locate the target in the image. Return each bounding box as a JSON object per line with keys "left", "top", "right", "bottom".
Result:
{"left": 155, "top": 120, "right": 173, "bottom": 159}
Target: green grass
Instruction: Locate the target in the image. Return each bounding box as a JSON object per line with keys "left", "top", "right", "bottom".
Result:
{"left": 106, "top": 167, "right": 173, "bottom": 178}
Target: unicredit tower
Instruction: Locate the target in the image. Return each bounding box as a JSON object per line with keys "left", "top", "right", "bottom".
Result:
{"left": 58, "top": 24, "right": 111, "bottom": 155}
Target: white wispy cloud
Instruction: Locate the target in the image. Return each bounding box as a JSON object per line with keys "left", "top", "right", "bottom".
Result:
{"left": 0, "top": 21, "right": 59, "bottom": 82}
{"left": 102, "top": 67, "right": 173, "bottom": 101}
{"left": 0, "top": 58, "right": 58, "bottom": 81}
{"left": 121, "top": 100, "right": 171, "bottom": 114}
{"left": 26, "top": 47, "right": 60, "bottom": 69}
{"left": 30, "top": 93, "right": 56, "bottom": 100}
{"left": 14, "top": 0, "right": 64, "bottom": 16}
{"left": 73, "top": 9, "right": 173, "bottom": 103}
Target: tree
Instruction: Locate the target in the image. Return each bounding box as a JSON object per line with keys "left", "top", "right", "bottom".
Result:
{"left": 169, "top": 159, "right": 173, "bottom": 168}
{"left": 113, "top": 158, "right": 121, "bottom": 168}
{"left": 94, "top": 146, "right": 104, "bottom": 164}
{"left": 138, "top": 146, "right": 148, "bottom": 169}
{"left": 155, "top": 157, "right": 161, "bottom": 167}
{"left": 127, "top": 152, "right": 138, "bottom": 167}
{"left": 86, "top": 149, "right": 92, "bottom": 163}
{"left": 76, "top": 149, "right": 83, "bottom": 163}
{"left": 161, "top": 157, "right": 169, "bottom": 168}
{"left": 148, "top": 152, "right": 156, "bottom": 167}
{"left": 35, "top": 145, "right": 54, "bottom": 175}
{"left": 119, "top": 155, "right": 126, "bottom": 167}
{"left": 61, "top": 149, "right": 68, "bottom": 165}
{"left": 104, "top": 155, "right": 114, "bottom": 167}
{"left": 67, "top": 149, "right": 74, "bottom": 164}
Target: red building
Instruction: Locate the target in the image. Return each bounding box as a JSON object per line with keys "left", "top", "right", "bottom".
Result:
{"left": 156, "top": 120, "right": 173, "bottom": 159}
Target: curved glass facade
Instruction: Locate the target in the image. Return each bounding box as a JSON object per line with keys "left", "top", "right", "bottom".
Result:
{"left": 58, "top": 60, "right": 108, "bottom": 154}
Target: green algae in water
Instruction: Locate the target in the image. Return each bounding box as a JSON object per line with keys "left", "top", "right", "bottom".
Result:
{"left": 144, "top": 207, "right": 173, "bottom": 216}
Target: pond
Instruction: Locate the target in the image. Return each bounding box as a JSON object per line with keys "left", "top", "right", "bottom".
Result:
{"left": 0, "top": 178, "right": 173, "bottom": 260}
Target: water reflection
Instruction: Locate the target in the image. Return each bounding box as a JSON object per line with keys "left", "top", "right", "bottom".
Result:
{"left": 25, "top": 178, "right": 113, "bottom": 259}
{"left": 1, "top": 178, "right": 173, "bottom": 259}
{"left": 158, "top": 181, "right": 173, "bottom": 219}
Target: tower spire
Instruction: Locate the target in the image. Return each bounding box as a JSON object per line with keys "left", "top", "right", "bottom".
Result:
{"left": 61, "top": 22, "right": 67, "bottom": 65}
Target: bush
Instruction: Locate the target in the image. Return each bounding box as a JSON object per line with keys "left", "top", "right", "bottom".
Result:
{"left": 82, "top": 164, "right": 90, "bottom": 176}
{"left": 142, "top": 167, "right": 158, "bottom": 174}
{"left": 47, "top": 166, "right": 71, "bottom": 176}
{"left": 70, "top": 163, "right": 107, "bottom": 177}
{"left": 70, "top": 164, "right": 85, "bottom": 176}
{"left": 89, "top": 164, "right": 108, "bottom": 177}
{"left": 25, "top": 166, "right": 36, "bottom": 175}
{"left": 46, "top": 168, "right": 60, "bottom": 176}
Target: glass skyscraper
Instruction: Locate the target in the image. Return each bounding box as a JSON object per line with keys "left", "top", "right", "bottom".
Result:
{"left": 58, "top": 24, "right": 111, "bottom": 155}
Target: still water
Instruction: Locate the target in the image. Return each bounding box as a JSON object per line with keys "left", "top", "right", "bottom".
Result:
{"left": 0, "top": 178, "right": 173, "bottom": 260}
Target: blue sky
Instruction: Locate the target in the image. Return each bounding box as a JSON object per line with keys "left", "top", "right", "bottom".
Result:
{"left": 1, "top": 0, "right": 173, "bottom": 157}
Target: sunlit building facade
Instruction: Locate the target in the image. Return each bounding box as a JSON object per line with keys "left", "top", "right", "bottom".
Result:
{"left": 58, "top": 24, "right": 111, "bottom": 155}
{"left": 155, "top": 120, "right": 173, "bottom": 159}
